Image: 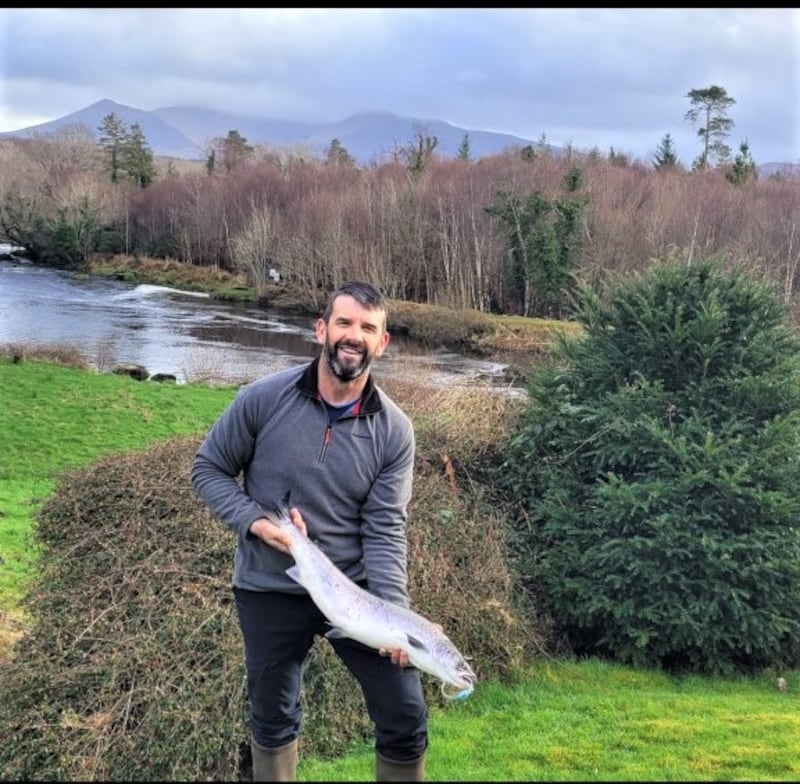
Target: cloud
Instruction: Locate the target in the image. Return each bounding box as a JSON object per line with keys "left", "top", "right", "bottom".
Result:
{"left": 1, "top": 8, "right": 798, "bottom": 164}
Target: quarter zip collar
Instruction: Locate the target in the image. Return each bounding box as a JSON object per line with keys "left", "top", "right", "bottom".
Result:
{"left": 297, "top": 357, "right": 383, "bottom": 416}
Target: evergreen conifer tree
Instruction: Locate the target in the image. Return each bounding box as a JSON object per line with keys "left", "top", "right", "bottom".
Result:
{"left": 726, "top": 140, "right": 758, "bottom": 185}
{"left": 120, "top": 122, "right": 156, "bottom": 188}
{"left": 653, "top": 133, "right": 679, "bottom": 169}
{"left": 499, "top": 259, "right": 800, "bottom": 673}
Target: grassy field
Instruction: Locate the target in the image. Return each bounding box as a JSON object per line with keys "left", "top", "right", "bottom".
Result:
{"left": 1, "top": 354, "right": 798, "bottom": 781}
{"left": 0, "top": 353, "right": 237, "bottom": 646}
{"left": 299, "top": 658, "right": 799, "bottom": 781}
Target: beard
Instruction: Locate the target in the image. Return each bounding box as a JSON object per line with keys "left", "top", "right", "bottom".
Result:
{"left": 323, "top": 338, "right": 373, "bottom": 382}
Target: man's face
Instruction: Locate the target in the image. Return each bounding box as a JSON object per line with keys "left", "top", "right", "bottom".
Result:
{"left": 316, "top": 294, "right": 390, "bottom": 382}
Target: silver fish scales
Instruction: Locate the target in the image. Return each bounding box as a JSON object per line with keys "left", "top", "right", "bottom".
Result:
{"left": 262, "top": 496, "right": 477, "bottom": 700}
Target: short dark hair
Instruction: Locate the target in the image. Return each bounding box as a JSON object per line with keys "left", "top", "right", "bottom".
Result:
{"left": 322, "top": 281, "right": 388, "bottom": 328}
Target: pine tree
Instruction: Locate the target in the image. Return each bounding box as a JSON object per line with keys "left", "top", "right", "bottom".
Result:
{"left": 219, "top": 130, "right": 254, "bottom": 172}
{"left": 120, "top": 122, "right": 156, "bottom": 188}
{"left": 653, "top": 133, "right": 679, "bottom": 169}
{"left": 486, "top": 167, "right": 586, "bottom": 318}
{"left": 498, "top": 259, "right": 800, "bottom": 674}
{"left": 685, "top": 85, "right": 736, "bottom": 170}
{"left": 457, "top": 133, "right": 472, "bottom": 161}
{"left": 97, "top": 112, "right": 126, "bottom": 184}
{"left": 726, "top": 139, "right": 758, "bottom": 185}
{"left": 325, "top": 138, "right": 355, "bottom": 167}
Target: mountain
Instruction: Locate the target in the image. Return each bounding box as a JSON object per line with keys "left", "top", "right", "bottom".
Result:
{"left": 300, "top": 110, "right": 539, "bottom": 164}
{"left": 1, "top": 99, "right": 205, "bottom": 159}
{"left": 755, "top": 161, "right": 800, "bottom": 179}
{"left": 4, "top": 99, "right": 795, "bottom": 175}
{"left": 0, "top": 99, "right": 538, "bottom": 164}
{"left": 151, "top": 105, "right": 326, "bottom": 150}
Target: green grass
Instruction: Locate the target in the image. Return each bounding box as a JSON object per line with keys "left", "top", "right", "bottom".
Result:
{"left": 0, "top": 357, "right": 237, "bottom": 614}
{"left": 299, "top": 659, "right": 799, "bottom": 781}
{"left": 2, "top": 357, "right": 798, "bottom": 781}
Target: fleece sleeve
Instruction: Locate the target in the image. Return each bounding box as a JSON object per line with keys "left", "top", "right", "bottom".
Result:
{"left": 190, "top": 390, "right": 268, "bottom": 538}
{"left": 359, "top": 418, "right": 416, "bottom": 608}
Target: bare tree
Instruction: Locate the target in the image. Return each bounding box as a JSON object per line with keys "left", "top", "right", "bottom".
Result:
{"left": 231, "top": 204, "right": 281, "bottom": 295}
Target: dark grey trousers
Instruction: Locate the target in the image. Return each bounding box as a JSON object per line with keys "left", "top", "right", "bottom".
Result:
{"left": 234, "top": 586, "right": 429, "bottom": 761}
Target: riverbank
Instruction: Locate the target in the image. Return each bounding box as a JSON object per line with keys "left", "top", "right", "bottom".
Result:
{"left": 87, "top": 254, "right": 580, "bottom": 361}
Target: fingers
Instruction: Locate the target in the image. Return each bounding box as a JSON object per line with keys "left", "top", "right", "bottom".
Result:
{"left": 289, "top": 507, "right": 307, "bottom": 536}
{"left": 249, "top": 517, "right": 292, "bottom": 553}
{"left": 379, "top": 647, "right": 410, "bottom": 667}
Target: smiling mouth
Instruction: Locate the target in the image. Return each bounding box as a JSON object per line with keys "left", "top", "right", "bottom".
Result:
{"left": 337, "top": 344, "right": 364, "bottom": 360}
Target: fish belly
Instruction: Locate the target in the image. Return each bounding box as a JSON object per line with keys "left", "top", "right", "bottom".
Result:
{"left": 286, "top": 548, "right": 414, "bottom": 652}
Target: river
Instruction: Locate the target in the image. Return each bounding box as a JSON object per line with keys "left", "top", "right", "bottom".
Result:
{"left": 0, "top": 252, "right": 521, "bottom": 393}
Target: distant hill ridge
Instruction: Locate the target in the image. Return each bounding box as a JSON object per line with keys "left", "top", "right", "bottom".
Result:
{"left": 2, "top": 98, "right": 797, "bottom": 177}
{"left": 0, "top": 98, "right": 542, "bottom": 164}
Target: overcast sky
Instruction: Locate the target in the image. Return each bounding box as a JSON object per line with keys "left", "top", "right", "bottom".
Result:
{"left": 2, "top": 8, "right": 798, "bottom": 165}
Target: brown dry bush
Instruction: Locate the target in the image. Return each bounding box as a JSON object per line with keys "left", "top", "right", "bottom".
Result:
{"left": 382, "top": 378, "right": 526, "bottom": 479}
{"left": 3, "top": 341, "right": 92, "bottom": 370}
{"left": 387, "top": 300, "right": 496, "bottom": 349}
{"left": 90, "top": 253, "right": 248, "bottom": 289}
{"left": 0, "top": 387, "right": 545, "bottom": 781}
{"left": 0, "top": 438, "right": 246, "bottom": 781}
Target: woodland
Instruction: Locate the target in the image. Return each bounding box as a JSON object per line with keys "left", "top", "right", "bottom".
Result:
{"left": 1, "top": 84, "right": 798, "bottom": 322}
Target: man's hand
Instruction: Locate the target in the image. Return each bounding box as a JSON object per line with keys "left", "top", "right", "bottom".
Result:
{"left": 379, "top": 647, "right": 411, "bottom": 667}
{"left": 248, "top": 507, "right": 307, "bottom": 553}
{"left": 379, "top": 619, "right": 444, "bottom": 668}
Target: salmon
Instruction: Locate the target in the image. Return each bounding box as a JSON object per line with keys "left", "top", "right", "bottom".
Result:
{"left": 262, "top": 495, "right": 477, "bottom": 700}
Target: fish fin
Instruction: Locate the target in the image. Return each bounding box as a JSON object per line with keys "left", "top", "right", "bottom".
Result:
{"left": 286, "top": 565, "right": 302, "bottom": 584}
{"left": 323, "top": 626, "right": 349, "bottom": 640}
{"left": 261, "top": 490, "right": 292, "bottom": 524}
{"left": 405, "top": 633, "right": 428, "bottom": 652}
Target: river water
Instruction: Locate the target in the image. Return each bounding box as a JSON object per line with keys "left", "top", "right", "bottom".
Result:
{"left": 0, "top": 252, "right": 520, "bottom": 392}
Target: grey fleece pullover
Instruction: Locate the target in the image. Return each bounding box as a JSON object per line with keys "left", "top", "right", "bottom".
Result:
{"left": 190, "top": 357, "right": 416, "bottom": 608}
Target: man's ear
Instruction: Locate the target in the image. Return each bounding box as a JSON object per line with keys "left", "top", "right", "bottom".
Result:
{"left": 375, "top": 330, "right": 391, "bottom": 356}
{"left": 314, "top": 317, "right": 326, "bottom": 344}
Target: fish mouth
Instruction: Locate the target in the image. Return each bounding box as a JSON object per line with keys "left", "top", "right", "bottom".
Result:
{"left": 441, "top": 666, "right": 477, "bottom": 700}
{"left": 456, "top": 670, "right": 477, "bottom": 690}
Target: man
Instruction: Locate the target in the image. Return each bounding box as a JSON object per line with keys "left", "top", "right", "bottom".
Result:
{"left": 190, "top": 281, "right": 428, "bottom": 782}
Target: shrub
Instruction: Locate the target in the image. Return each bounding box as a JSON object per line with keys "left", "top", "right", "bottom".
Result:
{"left": 0, "top": 384, "right": 542, "bottom": 780}
{"left": 387, "top": 300, "right": 495, "bottom": 349}
{"left": 498, "top": 258, "right": 800, "bottom": 674}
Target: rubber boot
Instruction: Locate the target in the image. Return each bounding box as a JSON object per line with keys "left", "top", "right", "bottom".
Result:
{"left": 251, "top": 736, "right": 298, "bottom": 782}
{"left": 375, "top": 750, "right": 425, "bottom": 782}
